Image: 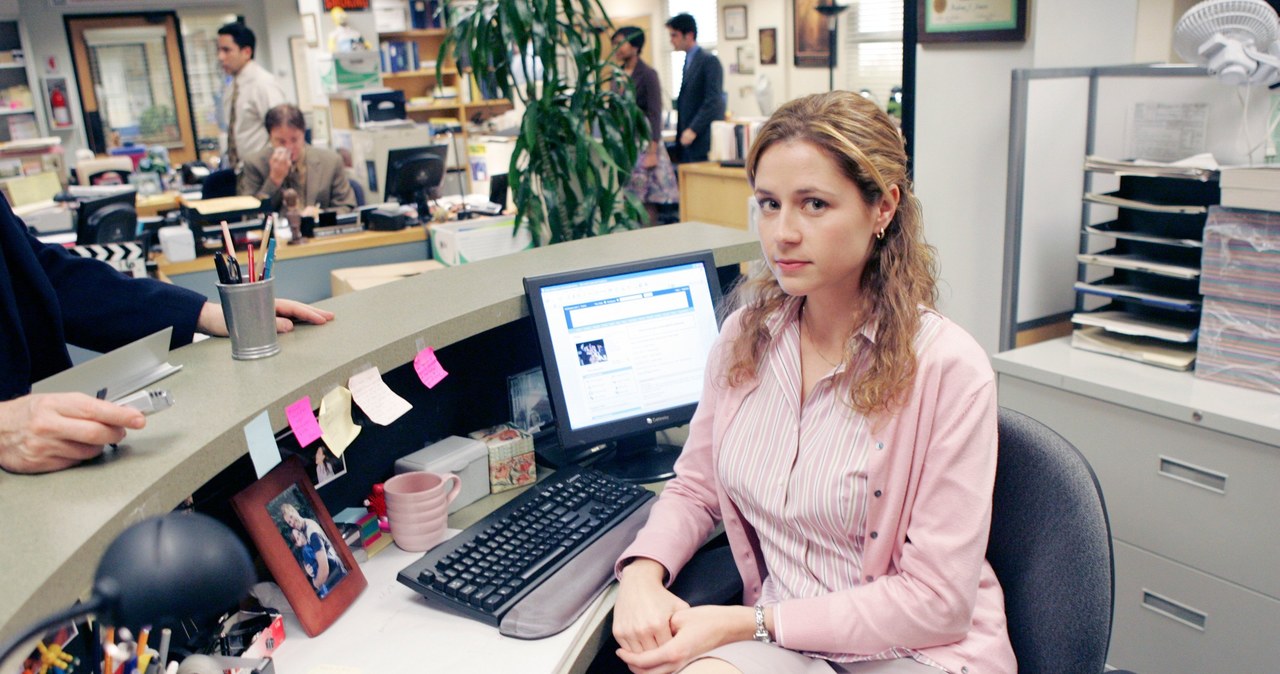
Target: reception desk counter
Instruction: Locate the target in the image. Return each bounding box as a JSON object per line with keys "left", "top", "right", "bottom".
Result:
{"left": 0, "top": 222, "right": 760, "bottom": 643}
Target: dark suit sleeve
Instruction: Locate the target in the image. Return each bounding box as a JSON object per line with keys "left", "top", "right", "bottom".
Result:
{"left": 326, "top": 158, "right": 357, "bottom": 213}
{"left": 238, "top": 150, "right": 283, "bottom": 212}
{"left": 28, "top": 227, "right": 207, "bottom": 353}
{"left": 688, "top": 53, "right": 725, "bottom": 137}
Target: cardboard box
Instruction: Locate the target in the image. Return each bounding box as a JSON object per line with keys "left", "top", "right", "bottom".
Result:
{"left": 429, "top": 215, "right": 533, "bottom": 266}
{"left": 330, "top": 259, "right": 444, "bottom": 296}
{"left": 318, "top": 51, "right": 382, "bottom": 93}
{"left": 468, "top": 423, "right": 536, "bottom": 493}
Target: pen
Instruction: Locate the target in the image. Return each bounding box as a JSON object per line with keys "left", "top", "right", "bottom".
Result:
{"left": 263, "top": 237, "right": 277, "bottom": 280}
{"left": 136, "top": 628, "right": 151, "bottom": 674}
{"left": 247, "top": 243, "right": 256, "bottom": 283}
{"left": 214, "top": 252, "right": 231, "bottom": 284}
{"left": 228, "top": 254, "right": 243, "bottom": 284}
{"left": 156, "top": 628, "right": 171, "bottom": 671}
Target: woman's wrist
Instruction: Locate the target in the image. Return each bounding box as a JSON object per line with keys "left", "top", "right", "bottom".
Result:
{"left": 619, "top": 557, "right": 667, "bottom": 585}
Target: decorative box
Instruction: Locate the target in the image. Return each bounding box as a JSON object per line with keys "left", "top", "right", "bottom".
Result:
{"left": 468, "top": 423, "right": 536, "bottom": 493}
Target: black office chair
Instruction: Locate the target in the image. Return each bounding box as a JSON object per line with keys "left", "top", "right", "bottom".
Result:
{"left": 202, "top": 168, "right": 237, "bottom": 200}
{"left": 350, "top": 178, "right": 366, "bottom": 207}
{"left": 600, "top": 408, "right": 1136, "bottom": 674}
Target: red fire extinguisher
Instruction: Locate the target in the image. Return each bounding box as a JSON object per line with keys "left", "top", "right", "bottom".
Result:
{"left": 50, "top": 86, "right": 70, "bottom": 126}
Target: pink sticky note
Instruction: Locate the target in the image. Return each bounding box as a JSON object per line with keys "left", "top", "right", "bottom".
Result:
{"left": 414, "top": 347, "right": 449, "bottom": 388}
{"left": 286, "top": 396, "right": 323, "bottom": 447}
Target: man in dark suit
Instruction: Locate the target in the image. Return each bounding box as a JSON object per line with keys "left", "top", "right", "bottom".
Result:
{"left": 239, "top": 104, "right": 358, "bottom": 214}
{"left": 667, "top": 13, "right": 725, "bottom": 164}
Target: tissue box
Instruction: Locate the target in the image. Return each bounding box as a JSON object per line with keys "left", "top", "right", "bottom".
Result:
{"left": 395, "top": 436, "right": 490, "bottom": 513}
{"left": 469, "top": 423, "right": 536, "bottom": 493}
{"left": 318, "top": 51, "right": 382, "bottom": 93}
{"left": 429, "top": 215, "right": 533, "bottom": 266}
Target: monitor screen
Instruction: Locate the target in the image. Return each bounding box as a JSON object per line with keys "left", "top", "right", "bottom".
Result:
{"left": 523, "top": 250, "right": 722, "bottom": 482}
{"left": 384, "top": 144, "right": 448, "bottom": 205}
{"left": 74, "top": 186, "right": 137, "bottom": 245}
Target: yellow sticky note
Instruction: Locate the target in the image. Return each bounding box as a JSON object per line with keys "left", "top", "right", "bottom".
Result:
{"left": 318, "top": 386, "right": 361, "bottom": 457}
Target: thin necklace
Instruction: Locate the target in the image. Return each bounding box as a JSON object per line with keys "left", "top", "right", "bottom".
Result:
{"left": 801, "top": 306, "right": 842, "bottom": 369}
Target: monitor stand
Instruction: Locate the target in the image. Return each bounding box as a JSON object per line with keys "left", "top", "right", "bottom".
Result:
{"left": 587, "top": 432, "right": 682, "bottom": 484}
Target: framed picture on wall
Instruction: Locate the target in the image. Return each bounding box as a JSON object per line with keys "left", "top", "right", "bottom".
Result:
{"left": 759, "top": 28, "right": 777, "bottom": 66}
{"left": 793, "top": 0, "right": 829, "bottom": 67}
{"left": 918, "top": 0, "right": 1027, "bottom": 43}
{"left": 723, "top": 5, "right": 748, "bottom": 40}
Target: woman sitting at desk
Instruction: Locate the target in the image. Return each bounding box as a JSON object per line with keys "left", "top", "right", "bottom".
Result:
{"left": 0, "top": 194, "right": 335, "bottom": 475}
{"left": 238, "top": 103, "right": 357, "bottom": 216}
{"left": 610, "top": 92, "right": 1014, "bottom": 674}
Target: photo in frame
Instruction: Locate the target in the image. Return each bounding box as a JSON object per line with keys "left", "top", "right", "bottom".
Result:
{"left": 737, "top": 45, "right": 756, "bottom": 76}
{"left": 759, "top": 28, "right": 778, "bottom": 66}
{"left": 508, "top": 366, "right": 552, "bottom": 435}
{"left": 918, "top": 0, "right": 1027, "bottom": 43}
{"left": 793, "top": 0, "right": 829, "bottom": 67}
{"left": 231, "top": 456, "right": 366, "bottom": 636}
{"left": 723, "top": 5, "right": 748, "bottom": 41}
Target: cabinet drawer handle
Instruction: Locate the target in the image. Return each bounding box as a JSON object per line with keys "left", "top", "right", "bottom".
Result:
{"left": 1142, "top": 590, "right": 1207, "bottom": 631}
{"left": 1158, "top": 456, "right": 1227, "bottom": 494}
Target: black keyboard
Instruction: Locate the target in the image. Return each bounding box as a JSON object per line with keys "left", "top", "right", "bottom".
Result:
{"left": 396, "top": 465, "right": 654, "bottom": 626}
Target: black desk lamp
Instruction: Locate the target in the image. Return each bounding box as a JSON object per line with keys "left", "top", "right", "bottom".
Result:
{"left": 815, "top": 2, "right": 850, "bottom": 92}
{"left": 0, "top": 513, "right": 255, "bottom": 673}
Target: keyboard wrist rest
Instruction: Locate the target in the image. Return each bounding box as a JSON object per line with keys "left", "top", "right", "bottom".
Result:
{"left": 499, "top": 499, "right": 655, "bottom": 639}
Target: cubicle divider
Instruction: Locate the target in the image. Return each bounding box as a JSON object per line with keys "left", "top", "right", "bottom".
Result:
{"left": 1000, "top": 64, "right": 1269, "bottom": 351}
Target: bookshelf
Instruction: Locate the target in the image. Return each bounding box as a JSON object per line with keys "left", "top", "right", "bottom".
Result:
{"left": 376, "top": 28, "right": 511, "bottom": 127}
{"left": 0, "top": 20, "right": 42, "bottom": 145}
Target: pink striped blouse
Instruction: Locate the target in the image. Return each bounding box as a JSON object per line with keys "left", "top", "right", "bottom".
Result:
{"left": 617, "top": 298, "right": 1016, "bottom": 674}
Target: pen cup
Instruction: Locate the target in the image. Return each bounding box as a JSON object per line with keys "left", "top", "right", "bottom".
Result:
{"left": 216, "top": 278, "right": 280, "bottom": 360}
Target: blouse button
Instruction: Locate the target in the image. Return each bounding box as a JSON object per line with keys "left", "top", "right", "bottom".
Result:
{"left": 869, "top": 531, "right": 878, "bottom": 539}
{"left": 874, "top": 489, "right": 882, "bottom": 498}
{"left": 961, "top": 668, "right": 969, "bottom": 674}
{"left": 865, "top": 575, "right": 874, "bottom": 582}
{"left": 876, "top": 442, "right": 884, "bottom": 450}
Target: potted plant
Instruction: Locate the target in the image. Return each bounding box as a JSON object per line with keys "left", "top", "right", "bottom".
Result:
{"left": 443, "top": 0, "right": 650, "bottom": 244}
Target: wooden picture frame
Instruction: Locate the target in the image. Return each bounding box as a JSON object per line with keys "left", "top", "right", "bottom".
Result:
{"left": 723, "top": 5, "right": 748, "bottom": 41}
{"left": 759, "top": 28, "right": 778, "bottom": 66}
{"left": 231, "top": 456, "right": 366, "bottom": 637}
{"left": 918, "top": 0, "right": 1027, "bottom": 43}
{"left": 793, "top": 0, "right": 829, "bottom": 68}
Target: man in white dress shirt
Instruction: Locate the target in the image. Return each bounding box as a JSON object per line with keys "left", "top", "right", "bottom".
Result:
{"left": 217, "top": 22, "right": 286, "bottom": 169}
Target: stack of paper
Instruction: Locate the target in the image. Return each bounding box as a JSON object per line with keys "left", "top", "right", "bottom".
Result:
{"left": 1071, "top": 326, "right": 1197, "bottom": 371}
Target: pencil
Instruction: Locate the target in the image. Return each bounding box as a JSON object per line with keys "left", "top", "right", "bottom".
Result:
{"left": 248, "top": 243, "right": 256, "bottom": 284}
{"left": 257, "top": 215, "right": 271, "bottom": 272}
{"left": 220, "top": 220, "right": 235, "bottom": 258}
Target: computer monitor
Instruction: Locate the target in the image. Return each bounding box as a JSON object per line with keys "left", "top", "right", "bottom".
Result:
{"left": 74, "top": 186, "right": 138, "bottom": 245}
{"left": 385, "top": 144, "right": 448, "bottom": 215}
{"left": 523, "top": 250, "right": 722, "bottom": 483}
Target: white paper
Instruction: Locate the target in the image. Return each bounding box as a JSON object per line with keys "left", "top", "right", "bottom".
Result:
{"left": 348, "top": 367, "right": 412, "bottom": 426}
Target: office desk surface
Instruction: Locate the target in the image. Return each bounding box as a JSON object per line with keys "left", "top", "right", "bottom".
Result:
{"left": 155, "top": 227, "right": 429, "bottom": 277}
{"left": 0, "top": 222, "right": 759, "bottom": 644}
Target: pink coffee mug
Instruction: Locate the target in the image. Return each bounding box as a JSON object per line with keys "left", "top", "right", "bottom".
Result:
{"left": 384, "top": 471, "right": 461, "bottom": 552}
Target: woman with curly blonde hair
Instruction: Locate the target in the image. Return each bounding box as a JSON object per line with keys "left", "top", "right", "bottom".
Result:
{"left": 611, "top": 91, "right": 1014, "bottom": 674}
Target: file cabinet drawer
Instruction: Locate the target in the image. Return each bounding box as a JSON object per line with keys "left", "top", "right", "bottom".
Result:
{"left": 999, "top": 376, "right": 1280, "bottom": 598}
{"left": 1109, "top": 541, "right": 1280, "bottom": 673}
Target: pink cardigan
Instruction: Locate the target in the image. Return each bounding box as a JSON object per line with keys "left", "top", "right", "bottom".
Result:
{"left": 616, "top": 308, "right": 1015, "bottom": 674}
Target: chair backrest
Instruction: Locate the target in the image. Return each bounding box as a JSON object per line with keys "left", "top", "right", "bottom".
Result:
{"left": 350, "top": 177, "right": 366, "bottom": 207}
{"left": 85, "top": 202, "right": 138, "bottom": 244}
{"left": 202, "top": 168, "right": 237, "bottom": 200}
{"left": 988, "top": 407, "right": 1115, "bottom": 674}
